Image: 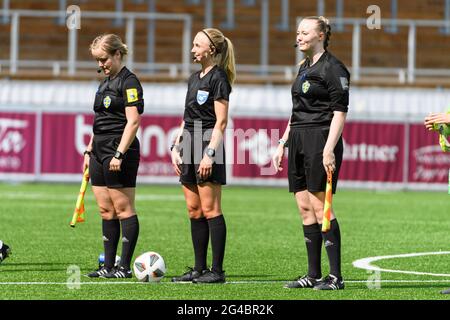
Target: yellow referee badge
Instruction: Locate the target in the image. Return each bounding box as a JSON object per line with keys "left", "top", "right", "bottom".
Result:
{"left": 126, "top": 88, "right": 138, "bottom": 103}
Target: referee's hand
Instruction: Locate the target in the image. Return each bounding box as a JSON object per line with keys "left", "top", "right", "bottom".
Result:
{"left": 109, "top": 157, "right": 122, "bottom": 171}
{"left": 323, "top": 150, "right": 336, "bottom": 175}
{"left": 272, "top": 145, "right": 285, "bottom": 172}
{"left": 198, "top": 155, "right": 213, "bottom": 180}
{"left": 82, "top": 153, "right": 90, "bottom": 173}
{"left": 424, "top": 112, "right": 450, "bottom": 131}
{"left": 171, "top": 148, "right": 183, "bottom": 176}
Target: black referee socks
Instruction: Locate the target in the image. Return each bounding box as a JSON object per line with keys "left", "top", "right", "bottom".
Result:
{"left": 321, "top": 219, "right": 342, "bottom": 278}
{"left": 208, "top": 215, "right": 227, "bottom": 273}
{"left": 303, "top": 223, "right": 322, "bottom": 279}
{"left": 190, "top": 217, "right": 209, "bottom": 272}
{"left": 120, "top": 215, "right": 140, "bottom": 270}
{"left": 102, "top": 219, "right": 120, "bottom": 269}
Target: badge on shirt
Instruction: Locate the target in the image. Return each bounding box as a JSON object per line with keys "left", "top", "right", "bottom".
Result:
{"left": 302, "top": 80, "right": 310, "bottom": 94}
{"left": 103, "top": 96, "right": 111, "bottom": 108}
{"left": 126, "top": 88, "right": 138, "bottom": 103}
{"left": 197, "top": 90, "right": 209, "bottom": 105}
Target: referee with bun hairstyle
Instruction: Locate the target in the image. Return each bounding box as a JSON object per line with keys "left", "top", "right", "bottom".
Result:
{"left": 273, "top": 16, "right": 349, "bottom": 290}
{"left": 170, "top": 28, "right": 235, "bottom": 284}
{"left": 84, "top": 34, "right": 144, "bottom": 279}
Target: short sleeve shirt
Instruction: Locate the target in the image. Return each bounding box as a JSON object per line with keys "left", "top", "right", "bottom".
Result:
{"left": 93, "top": 66, "right": 144, "bottom": 135}
{"left": 183, "top": 65, "right": 231, "bottom": 130}
{"left": 290, "top": 51, "right": 350, "bottom": 128}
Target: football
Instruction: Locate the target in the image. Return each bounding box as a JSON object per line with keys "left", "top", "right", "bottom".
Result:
{"left": 133, "top": 252, "right": 166, "bottom": 282}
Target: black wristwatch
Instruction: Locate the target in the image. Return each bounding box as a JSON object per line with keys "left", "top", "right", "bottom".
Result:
{"left": 205, "top": 147, "right": 215, "bottom": 158}
{"left": 114, "top": 150, "right": 124, "bottom": 160}
{"left": 83, "top": 150, "right": 91, "bottom": 156}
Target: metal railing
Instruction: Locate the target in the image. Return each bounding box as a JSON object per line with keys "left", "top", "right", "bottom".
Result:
{"left": 0, "top": 9, "right": 192, "bottom": 77}
{"left": 1, "top": 9, "right": 450, "bottom": 83}
{"left": 296, "top": 17, "right": 450, "bottom": 83}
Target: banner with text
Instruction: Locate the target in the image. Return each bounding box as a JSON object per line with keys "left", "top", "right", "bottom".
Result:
{"left": 0, "top": 112, "right": 36, "bottom": 174}
{"left": 1, "top": 111, "right": 449, "bottom": 188}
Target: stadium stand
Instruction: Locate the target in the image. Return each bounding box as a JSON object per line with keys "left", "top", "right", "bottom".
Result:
{"left": 1, "top": 0, "right": 450, "bottom": 86}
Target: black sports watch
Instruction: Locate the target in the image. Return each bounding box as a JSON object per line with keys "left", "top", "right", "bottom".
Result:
{"left": 114, "top": 150, "right": 124, "bottom": 160}
{"left": 205, "top": 147, "right": 215, "bottom": 158}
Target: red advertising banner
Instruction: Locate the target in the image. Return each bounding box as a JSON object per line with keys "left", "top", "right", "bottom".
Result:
{"left": 136, "top": 115, "right": 181, "bottom": 176}
{"left": 340, "top": 122, "right": 405, "bottom": 182}
{"left": 232, "top": 117, "right": 288, "bottom": 178}
{"left": 1, "top": 110, "right": 448, "bottom": 187}
{"left": 0, "top": 112, "right": 36, "bottom": 173}
{"left": 232, "top": 119, "right": 406, "bottom": 183}
{"left": 41, "top": 113, "right": 93, "bottom": 173}
{"left": 41, "top": 112, "right": 181, "bottom": 176}
{"left": 408, "top": 124, "right": 450, "bottom": 183}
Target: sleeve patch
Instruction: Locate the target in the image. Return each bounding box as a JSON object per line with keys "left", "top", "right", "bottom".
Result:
{"left": 126, "top": 88, "right": 138, "bottom": 103}
{"left": 340, "top": 77, "right": 349, "bottom": 90}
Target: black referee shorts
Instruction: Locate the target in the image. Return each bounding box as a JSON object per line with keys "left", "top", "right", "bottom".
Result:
{"left": 288, "top": 126, "right": 343, "bottom": 194}
{"left": 90, "top": 135, "right": 140, "bottom": 188}
{"left": 179, "top": 129, "right": 226, "bottom": 185}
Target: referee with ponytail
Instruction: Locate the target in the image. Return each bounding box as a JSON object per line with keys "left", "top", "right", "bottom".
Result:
{"left": 273, "top": 16, "right": 350, "bottom": 290}
{"left": 171, "top": 28, "right": 236, "bottom": 284}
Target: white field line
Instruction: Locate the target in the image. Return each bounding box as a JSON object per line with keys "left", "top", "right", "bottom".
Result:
{"left": 2, "top": 279, "right": 450, "bottom": 286}
{"left": 352, "top": 251, "right": 450, "bottom": 277}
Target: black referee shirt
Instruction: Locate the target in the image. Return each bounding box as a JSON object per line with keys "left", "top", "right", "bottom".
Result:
{"left": 93, "top": 66, "right": 144, "bottom": 135}
{"left": 290, "top": 51, "right": 350, "bottom": 128}
{"left": 183, "top": 65, "right": 231, "bottom": 130}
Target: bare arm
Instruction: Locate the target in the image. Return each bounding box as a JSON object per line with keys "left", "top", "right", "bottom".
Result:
{"left": 109, "top": 107, "right": 141, "bottom": 171}
{"left": 117, "top": 107, "right": 141, "bottom": 154}
{"left": 208, "top": 99, "right": 228, "bottom": 150}
{"left": 272, "top": 117, "right": 291, "bottom": 172}
{"left": 172, "top": 121, "right": 185, "bottom": 146}
{"left": 197, "top": 99, "right": 228, "bottom": 180}
{"left": 83, "top": 134, "right": 94, "bottom": 172}
{"left": 171, "top": 121, "right": 185, "bottom": 176}
{"left": 323, "top": 111, "right": 347, "bottom": 174}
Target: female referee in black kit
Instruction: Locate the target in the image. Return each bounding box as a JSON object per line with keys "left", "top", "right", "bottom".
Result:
{"left": 273, "top": 16, "right": 349, "bottom": 290}
{"left": 84, "top": 34, "right": 143, "bottom": 279}
{"left": 170, "top": 28, "right": 235, "bottom": 284}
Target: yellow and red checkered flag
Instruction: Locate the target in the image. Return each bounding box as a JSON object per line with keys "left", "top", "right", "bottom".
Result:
{"left": 70, "top": 168, "right": 89, "bottom": 228}
{"left": 321, "top": 172, "right": 333, "bottom": 233}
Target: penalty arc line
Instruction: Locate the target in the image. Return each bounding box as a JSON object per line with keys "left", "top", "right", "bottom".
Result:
{"left": 2, "top": 251, "right": 450, "bottom": 286}
{"left": 352, "top": 251, "right": 450, "bottom": 277}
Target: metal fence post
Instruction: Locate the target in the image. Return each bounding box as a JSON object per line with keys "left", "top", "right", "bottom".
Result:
{"left": 407, "top": 22, "right": 416, "bottom": 83}
{"left": 260, "top": 0, "right": 269, "bottom": 75}
{"left": 221, "top": 0, "right": 235, "bottom": 29}
{"left": 182, "top": 16, "right": 192, "bottom": 78}
{"left": 67, "top": 27, "right": 77, "bottom": 76}
{"left": 352, "top": 23, "right": 361, "bottom": 81}
{"left": 2, "top": 0, "right": 10, "bottom": 24}
{"left": 147, "top": 0, "right": 156, "bottom": 69}
{"left": 126, "top": 17, "right": 135, "bottom": 71}
{"left": 336, "top": 0, "right": 344, "bottom": 32}
{"left": 277, "top": 0, "right": 289, "bottom": 31}
{"left": 204, "top": 0, "right": 213, "bottom": 28}
{"left": 10, "top": 12, "right": 19, "bottom": 74}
